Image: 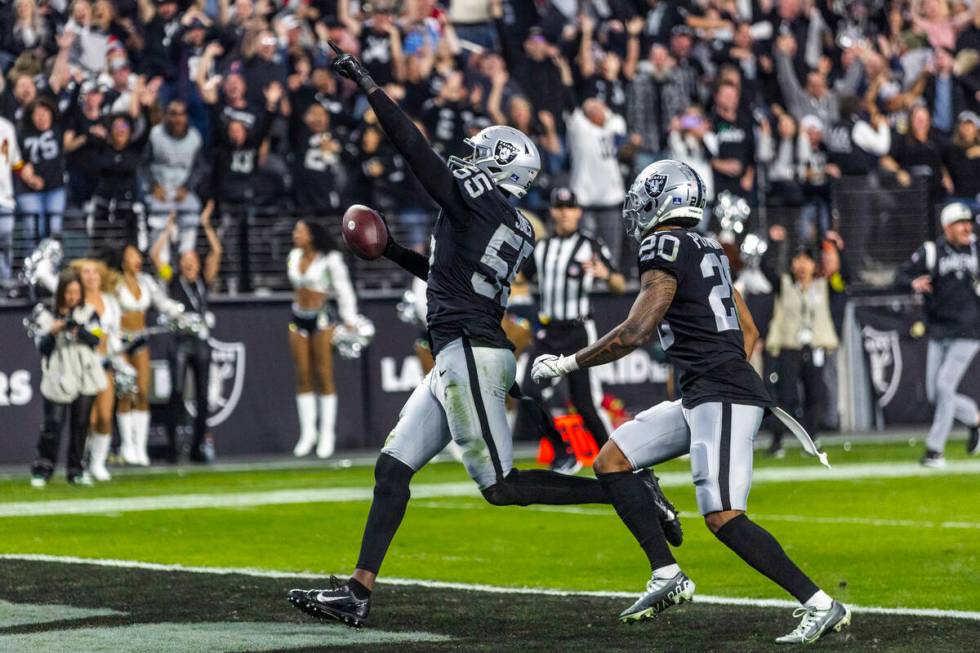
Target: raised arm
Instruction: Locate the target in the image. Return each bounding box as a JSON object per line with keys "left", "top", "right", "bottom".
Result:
{"left": 150, "top": 211, "right": 176, "bottom": 277}
{"left": 330, "top": 42, "right": 466, "bottom": 215}
{"left": 201, "top": 201, "right": 222, "bottom": 285}
{"left": 532, "top": 269, "right": 677, "bottom": 381}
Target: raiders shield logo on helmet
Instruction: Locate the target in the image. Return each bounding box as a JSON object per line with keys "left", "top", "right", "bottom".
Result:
{"left": 645, "top": 174, "right": 668, "bottom": 197}
{"left": 184, "top": 338, "right": 246, "bottom": 427}
{"left": 494, "top": 140, "right": 519, "bottom": 165}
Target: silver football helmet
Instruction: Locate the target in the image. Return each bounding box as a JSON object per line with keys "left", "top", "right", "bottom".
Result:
{"left": 448, "top": 125, "right": 541, "bottom": 198}
{"left": 623, "top": 159, "right": 706, "bottom": 241}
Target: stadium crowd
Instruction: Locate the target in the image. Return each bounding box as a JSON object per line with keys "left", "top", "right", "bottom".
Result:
{"left": 2, "top": 0, "right": 980, "bottom": 286}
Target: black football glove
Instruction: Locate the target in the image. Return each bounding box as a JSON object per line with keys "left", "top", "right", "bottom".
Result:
{"left": 329, "top": 41, "right": 377, "bottom": 93}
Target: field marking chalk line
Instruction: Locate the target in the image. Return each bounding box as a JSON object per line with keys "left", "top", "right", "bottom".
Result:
{"left": 1, "top": 554, "right": 978, "bottom": 622}
{"left": 2, "top": 459, "right": 979, "bottom": 518}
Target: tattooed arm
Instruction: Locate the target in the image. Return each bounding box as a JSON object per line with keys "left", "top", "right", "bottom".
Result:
{"left": 532, "top": 269, "right": 677, "bottom": 382}
{"left": 575, "top": 269, "right": 677, "bottom": 368}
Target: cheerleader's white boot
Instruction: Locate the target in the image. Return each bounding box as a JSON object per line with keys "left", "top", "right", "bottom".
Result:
{"left": 316, "top": 394, "right": 337, "bottom": 459}
{"left": 132, "top": 410, "right": 152, "bottom": 466}
{"left": 88, "top": 433, "right": 113, "bottom": 481}
{"left": 293, "top": 393, "right": 318, "bottom": 457}
{"left": 117, "top": 412, "right": 139, "bottom": 464}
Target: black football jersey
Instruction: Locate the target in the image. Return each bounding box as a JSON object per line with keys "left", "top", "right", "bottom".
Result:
{"left": 638, "top": 229, "right": 772, "bottom": 408}
{"left": 426, "top": 163, "right": 536, "bottom": 355}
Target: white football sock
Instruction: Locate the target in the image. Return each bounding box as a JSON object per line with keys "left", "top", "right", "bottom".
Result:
{"left": 804, "top": 590, "right": 833, "bottom": 611}
{"left": 653, "top": 564, "right": 681, "bottom": 579}
{"left": 316, "top": 394, "right": 337, "bottom": 459}
{"left": 294, "top": 393, "right": 318, "bottom": 457}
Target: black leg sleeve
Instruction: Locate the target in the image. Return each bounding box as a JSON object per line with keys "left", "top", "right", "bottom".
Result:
{"left": 67, "top": 394, "right": 95, "bottom": 478}
{"left": 715, "top": 514, "right": 820, "bottom": 604}
{"left": 167, "top": 340, "right": 189, "bottom": 455}
{"left": 355, "top": 453, "right": 415, "bottom": 575}
{"left": 482, "top": 468, "right": 610, "bottom": 506}
{"left": 191, "top": 341, "right": 211, "bottom": 447}
{"left": 566, "top": 368, "right": 609, "bottom": 447}
{"left": 597, "top": 471, "right": 675, "bottom": 569}
{"left": 801, "top": 350, "right": 826, "bottom": 437}
{"left": 33, "top": 398, "right": 67, "bottom": 476}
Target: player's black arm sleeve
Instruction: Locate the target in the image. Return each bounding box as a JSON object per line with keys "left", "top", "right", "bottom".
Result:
{"left": 365, "top": 88, "right": 468, "bottom": 217}
{"left": 574, "top": 269, "right": 677, "bottom": 369}
{"left": 384, "top": 240, "right": 429, "bottom": 281}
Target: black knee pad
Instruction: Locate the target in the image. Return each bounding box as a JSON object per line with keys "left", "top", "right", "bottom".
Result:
{"left": 373, "top": 453, "right": 414, "bottom": 501}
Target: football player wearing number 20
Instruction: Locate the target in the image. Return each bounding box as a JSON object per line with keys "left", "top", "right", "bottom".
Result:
{"left": 532, "top": 160, "right": 851, "bottom": 644}
{"left": 288, "top": 44, "right": 677, "bottom": 628}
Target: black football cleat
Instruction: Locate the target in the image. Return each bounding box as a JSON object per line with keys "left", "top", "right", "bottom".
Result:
{"left": 288, "top": 577, "right": 370, "bottom": 628}
{"left": 635, "top": 468, "right": 683, "bottom": 546}
{"left": 550, "top": 447, "right": 582, "bottom": 475}
{"left": 618, "top": 571, "right": 695, "bottom": 623}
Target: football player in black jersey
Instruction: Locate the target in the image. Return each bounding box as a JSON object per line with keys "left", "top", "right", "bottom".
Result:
{"left": 533, "top": 160, "right": 851, "bottom": 644}
{"left": 288, "top": 43, "right": 676, "bottom": 629}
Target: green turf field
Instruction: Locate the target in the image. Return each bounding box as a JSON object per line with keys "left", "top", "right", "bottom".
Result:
{"left": 1, "top": 438, "right": 978, "bottom": 651}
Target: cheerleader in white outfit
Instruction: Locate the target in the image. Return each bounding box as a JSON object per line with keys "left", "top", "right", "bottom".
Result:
{"left": 70, "top": 258, "right": 121, "bottom": 481}
{"left": 288, "top": 220, "right": 357, "bottom": 458}
{"left": 114, "top": 242, "right": 183, "bottom": 465}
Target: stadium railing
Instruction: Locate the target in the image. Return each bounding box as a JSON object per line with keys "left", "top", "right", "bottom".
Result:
{"left": 0, "top": 175, "right": 936, "bottom": 305}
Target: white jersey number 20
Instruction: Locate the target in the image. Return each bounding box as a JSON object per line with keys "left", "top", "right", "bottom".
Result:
{"left": 700, "top": 253, "right": 739, "bottom": 332}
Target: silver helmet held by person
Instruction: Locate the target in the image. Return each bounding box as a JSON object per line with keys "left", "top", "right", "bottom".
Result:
{"left": 622, "top": 159, "right": 706, "bottom": 241}
{"left": 448, "top": 125, "right": 541, "bottom": 198}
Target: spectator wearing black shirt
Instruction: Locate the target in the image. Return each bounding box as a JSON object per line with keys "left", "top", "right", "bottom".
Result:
{"left": 242, "top": 29, "right": 288, "bottom": 107}
{"left": 1, "top": 0, "right": 55, "bottom": 63}
{"left": 290, "top": 64, "right": 352, "bottom": 138}
{"left": 289, "top": 102, "right": 343, "bottom": 216}
{"left": 421, "top": 70, "right": 473, "bottom": 159}
{"left": 351, "top": 108, "right": 432, "bottom": 249}
{"left": 706, "top": 80, "right": 756, "bottom": 201}
{"left": 881, "top": 104, "right": 952, "bottom": 237}
{"left": 943, "top": 111, "right": 980, "bottom": 212}
{"left": 136, "top": 0, "right": 182, "bottom": 88}
{"left": 922, "top": 48, "right": 967, "bottom": 139}
{"left": 340, "top": 1, "right": 405, "bottom": 88}
{"left": 16, "top": 97, "right": 67, "bottom": 239}
{"left": 798, "top": 115, "right": 841, "bottom": 243}
{"left": 64, "top": 81, "right": 108, "bottom": 207}
{"left": 637, "top": 0, "right": 684, "bottom": 51}
{"left": 197, "top": 42, "right": 261, "bottom": 137}
{"left": 576, "top": 15, "right": 627, "bottom": 119}
{"left": 505, "top": 27, "right": 573, "bottom": 130}
{"left": 210, "top": 83, "right": 279, "bottom": 206}
{"left": 89, "top": 108, "right": 153, "bottom": 249}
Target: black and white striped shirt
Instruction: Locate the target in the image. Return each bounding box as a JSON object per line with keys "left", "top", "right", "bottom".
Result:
{"left": 523, "top": 231, "right": 616, "bottom": 322}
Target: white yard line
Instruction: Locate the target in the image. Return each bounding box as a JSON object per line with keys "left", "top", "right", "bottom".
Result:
{"left": 1, "top": 554, "right": 978, "bottom": 622}
{"left": 2, "top": 459, "right": 979, "bottom": 518}
{"left": 411, "top": 500, "right": 980, "bottom": 530}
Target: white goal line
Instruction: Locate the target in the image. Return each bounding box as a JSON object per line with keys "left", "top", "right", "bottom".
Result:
{"left": 1, "top": 553, "right": 978, "bottom": 622}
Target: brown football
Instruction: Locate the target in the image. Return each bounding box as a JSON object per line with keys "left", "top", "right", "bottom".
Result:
{"left": 341, "top": 204, "right": 389, "bottom": 260}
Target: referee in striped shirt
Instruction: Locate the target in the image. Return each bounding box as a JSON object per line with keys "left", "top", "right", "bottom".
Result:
{"left": 516, "top": 187, "right": 627, "bottom": 473}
